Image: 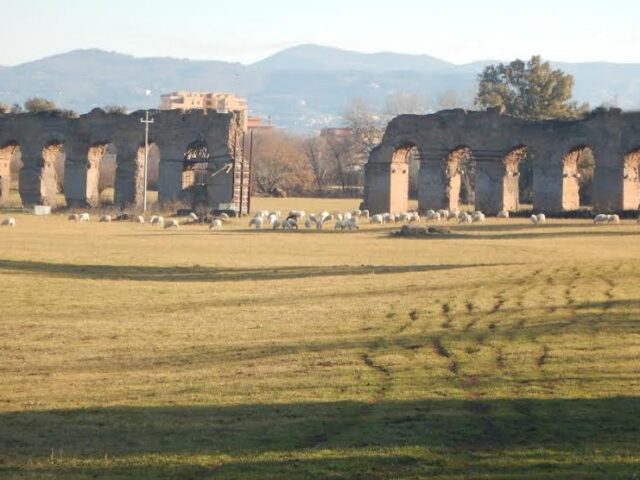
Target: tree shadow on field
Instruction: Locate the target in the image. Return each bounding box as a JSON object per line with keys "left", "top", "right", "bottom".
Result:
{"left": 0, "top": 259, "right": 518, "bottom": 283}
{"left": 1, "top": 397, "right": 639, "bottom": 479}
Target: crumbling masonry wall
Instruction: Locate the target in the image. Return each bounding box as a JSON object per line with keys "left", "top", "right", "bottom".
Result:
{"left": 0, "top": 109, "right": 247, "bottom": 211}
{"left": 364, "top": 109, "right": 640, "bottom": 215}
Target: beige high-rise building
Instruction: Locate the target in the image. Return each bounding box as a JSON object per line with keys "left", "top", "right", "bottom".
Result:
{"left": 159, "top": 91, "right": 248, "bottom": 131}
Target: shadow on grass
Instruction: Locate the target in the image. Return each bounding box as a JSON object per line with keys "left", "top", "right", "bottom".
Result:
{"left": 0, "top": 259, "right": 518, "bottom": 283}
{"left": 1, "top": 398, "right": 639, "bottom": 479}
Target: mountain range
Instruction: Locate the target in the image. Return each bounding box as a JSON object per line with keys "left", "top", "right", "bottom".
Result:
{"left": 1, "top": 44, "right": 640, "bottom": 131}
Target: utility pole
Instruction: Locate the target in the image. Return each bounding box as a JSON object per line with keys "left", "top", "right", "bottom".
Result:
{"left": 140, "top": 110, "right": 154, "bottom": 212}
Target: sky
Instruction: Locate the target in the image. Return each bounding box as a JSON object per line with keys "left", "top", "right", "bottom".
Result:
{"left": 2, "top": 0, "right": 640, "bottom": 66}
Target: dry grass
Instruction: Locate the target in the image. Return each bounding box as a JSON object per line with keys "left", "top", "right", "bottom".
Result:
{"left": 1, "top": 197, "right": 640, "bottom": 479}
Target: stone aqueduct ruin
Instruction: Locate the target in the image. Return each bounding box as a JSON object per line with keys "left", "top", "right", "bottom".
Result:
{"left": 0, "top": 109, "right": 249, "bottom": 212}
{"left": 364, "top": 108, "right": 640, "bottom": 215}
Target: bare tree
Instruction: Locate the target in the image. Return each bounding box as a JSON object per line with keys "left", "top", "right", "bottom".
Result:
{"left": 303, "top": 136, "right": 332, "bottom": 195}
{"left": 325, "top": 134, "right": 354, "bottom": 191}
{"left": 253, "top": 131, "right": 313, "bottom": 196}
{"left": 344, "top": 99, "right": 384, "bottom": 161}
{"left": 385, "top": 91, "right": 429, "bottom": 116}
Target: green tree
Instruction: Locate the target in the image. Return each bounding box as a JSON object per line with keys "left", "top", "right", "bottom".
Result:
{"left": 24, "top": 97, "right": 58, "bottom": 113}
{"left": 103, "top": 105, "right": 128, "bottom": 114}
{"left": 475, "top": 56, "right": 588, "bottom": 120}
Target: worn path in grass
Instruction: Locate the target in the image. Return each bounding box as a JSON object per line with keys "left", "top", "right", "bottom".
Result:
{"left": 1, "top": 198, "right": 639, "bottom": 479}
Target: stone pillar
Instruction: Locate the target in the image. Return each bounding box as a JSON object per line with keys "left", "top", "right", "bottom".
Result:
{"left": 532, "top": 152, "right": 565, "bottom": 213}
{"left": 64, "top": 144, "right": 102, "bottom": 208}
{"left": 364, "top": 163, "right": 404, "bottom": 215}
{"left": 593, "top": 164, "right": 624, "bottom": 212}
{"left": 0, "top": 145, "right": 15, "bottom": 205}
{"left": 621, "top": 152, "right": 640, "bottom": 210}
{"left": 207, "top": 157, "right": 236, "bottom": 210}
{"left": 158, "top": 157, "right": 184, "bottom": 204}
{"left": 114, "top": 145, "right": 144, "bottom": 209}
{"left": 475, "top": 150, "right": 521, "bottom": 215}
{"left": 418, "top": 150, "right": 462, "bottom": 212}
{"left": 19, "top": 144, "right": 59, "bottom": 207}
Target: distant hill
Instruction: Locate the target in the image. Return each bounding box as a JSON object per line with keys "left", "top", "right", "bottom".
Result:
{"left": 1, "top": 45, "right": 639, "bottom": 131}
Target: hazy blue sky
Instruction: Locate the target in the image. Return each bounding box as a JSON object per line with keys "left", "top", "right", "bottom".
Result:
{"left": 2, "top": 0, "right": 639, "bottom": 65}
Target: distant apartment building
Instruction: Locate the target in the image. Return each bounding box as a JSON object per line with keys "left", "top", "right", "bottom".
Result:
{"left": 159, "top": 91, "right": 249, "bottom": 131}
{"left": 320, "top": 127, "right": 354, "bottom": 139}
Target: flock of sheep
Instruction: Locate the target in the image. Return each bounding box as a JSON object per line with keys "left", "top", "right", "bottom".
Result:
{"left": 0, "top": 209, "right": 632, "bottom": 229}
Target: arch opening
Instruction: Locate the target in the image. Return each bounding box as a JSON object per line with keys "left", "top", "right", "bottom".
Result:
{"left": 388, "top": 142, "right": 416, "bottom": 214}
{"left": 0, "top": 142, "right": 21, "bottom": 206}
{"left": 562, "top": 146, "right": 595, "bottom": 210}
{"left": 623, "top": 149, "right": 640, "bottom": 210}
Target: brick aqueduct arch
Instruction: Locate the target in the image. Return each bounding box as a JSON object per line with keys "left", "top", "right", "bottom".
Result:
{"left": 363, "top": 108, "right": 640, "bottom": 215}
{"left": 0, "top": 109, "right": 250, "bottom": 212}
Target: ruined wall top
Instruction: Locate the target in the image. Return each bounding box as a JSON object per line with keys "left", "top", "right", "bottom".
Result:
{"left": 0, "top": 108, "right": 245, "bottom": 159}
{"left": 371, "top": 108, "right": 640, "bottom": 164}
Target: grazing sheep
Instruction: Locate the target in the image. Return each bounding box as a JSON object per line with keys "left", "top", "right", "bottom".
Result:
{"left": 382, "top": 213, "right": 393, "bottom": 224}
{"left": 304, "top": 218, "right": 313, "bottom": 229}
{"left": 408, "top": 212, "right": 420, "bottom": 223}
{"left": 219, "top": 213, "right": 230, "bottom": 220}
{"left": 249, "top": 217, "right": 264, "bottom": 229}
{"left": 351, "top": 209, "right": 362, "bottom": 218}
{"left": 360, "top": 209, "right": 370, "bottom": 220}
{"left": 593, "top": 214, "right": 608, "bottom": 224}
{"left": 285, "top": 218, "right": 298, "bottom": 230}
{"left": 530, "top": 214, "right": 540, "bottom": 225}
{"left": 458, "top": 212, "right": 473, "bottom": 224}
{"left": 188, "top": 212, "right": 198, "bottom": 222}
{"left": 607, "top": 214, "right": 620, "bottom": 224}
{"left": 99, "top": 215, "right": 112, "bottom": 223}
{"left": 370, "top": 214, "right": 384, "bottom": 224}
{"left": 448, "top": 210, "right": 460, "bottom": 221}
{"left": 437, "top": 209, "right": 450, "bottom": 219}
{"left": 68, "top": 213, "right": 80, "bottom": 222}
{"left": 497, "top": 210, "right": 510, "bottom": 219}
{"left": 536, "top": 213, "right": 546, "bottom": 224}
{"left": 1, "top": 217, "right": 16, "bottom": 227}
{"left": 335, "top": 213, "right": 344, "bottom": 223}
{"left": 272, "top": 219, "right": 282, "bottom": 230}
{"left": 472, "top": 211, "right": 485, "bottom": 223}
{"left": 79, "top": 213, "right": 90, "bottom": 223}
{"left": 135, "top": 215, "right": 145, "bottom": 224}
{"left": 425, "top": 211, "right": 441, "bottom": 222}
{"left": 209, "top": 219, "right": 222, "bottom": 230}
{"left": 150, "top": 216, "right": 164, "bottom": 226}
{"left": 256, "top": 210, "right": 269, "bottom": 218}
{"left": 164, "top": 219, "right": 179, "bottom": 229}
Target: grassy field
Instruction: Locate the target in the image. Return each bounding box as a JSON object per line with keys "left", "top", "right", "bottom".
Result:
{"left": 1, "top": 197, "right": 639, "bottom": 479}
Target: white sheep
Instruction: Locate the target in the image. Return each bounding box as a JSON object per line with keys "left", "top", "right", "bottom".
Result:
{"left": 382, "top": 213, "right": 393, "bottom": 224}
{"left": 607, "top": 214, "right": 620, "bottom": 224}
{"left": 472, "top": 211, "right": 485, "bottom": 223}
{"left": 370, "top": 214, "right": 384, "bottom": 224}
{"left": 425, "top": 211, "right": 441, "bottom": 222}
{"left": 437, "top": 209, "right": 450, "bottom": 219}
{"left": 68, "top": 213, "right": 80, "bottom": 222}
{"left": 79, "top": 213, "right": 90, "bottom": 223}
{"left": 99, "top": 215, "right": 112, "bottom": 223}
{"left": 164, "top": 219, "right": 179, "bottom": 229}
{"left": 304, "top": 218, "right": 313, "bottom": 229}
{"left": 458, "top": 212, "right": 473, "bottom": 224}
{"left": 497, "top": 210, "right": 510, "bottom": 219}
{"left": 150, "top": 216, "right": 164, "bottom": 226}
{"left": 593, "top": 214, "right": 608, "bottom": 224}
{"left": 448, "top": 210, "right": 460, "bottom": 221}
{"left": 135, "top": 215, "right": 145, "bottom": 224}
{"left": 530, "top": 214, "right": 540, "bottom": 225}
{"left": 209, "top": 219, "right": 222, "bottom": 230}
{"left": 272, "top": 219, "right": 282, "bottom": 230}
{"left": 351, "top": 209, "right": 362, "bottom": 218}
{"left": 360, "top": 209, "right": 370, "bottom": 220}
{"left": 188, "top": 212, "right": 198, "bottom": 222}
{"left": 1, "top": 217, "right": 16, "bottom": 227}
{"left": 536, "top": 213, "right": 546, "bottom": 224}
{"left": 249, "top": 217, "right": 264, "bottom": 229}
{"left": 408, "top": 212, "right": 420, "bottom": 223}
